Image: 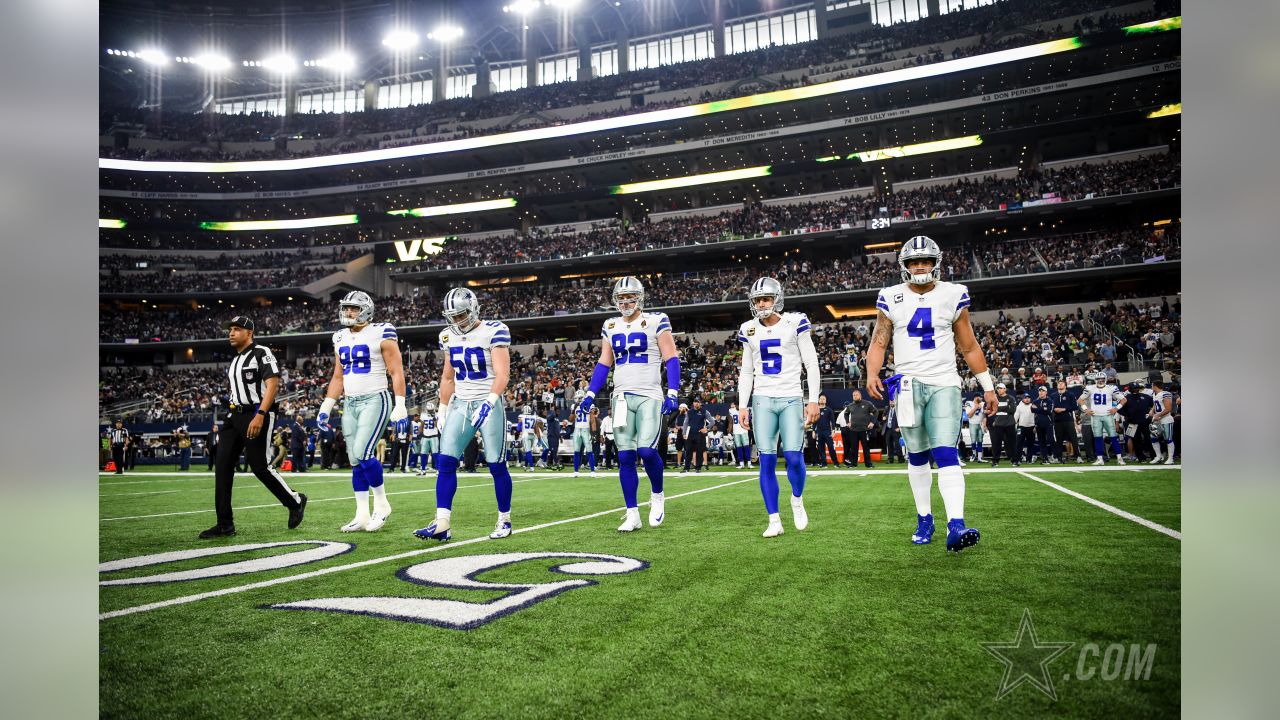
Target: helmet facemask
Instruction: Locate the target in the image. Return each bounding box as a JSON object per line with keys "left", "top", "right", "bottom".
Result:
{"left": 748, "top": 277, "right": 785, "bottom": 320}
{"left": 899, "top": 236, "right": 943, "bottom": 286}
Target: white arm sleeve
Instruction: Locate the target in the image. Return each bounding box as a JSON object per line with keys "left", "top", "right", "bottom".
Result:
{"left": 798, "top": 331, "right": 821, "bottom": 404}
{"left": 738, "top": 344, "right": 755, "bottom": 408}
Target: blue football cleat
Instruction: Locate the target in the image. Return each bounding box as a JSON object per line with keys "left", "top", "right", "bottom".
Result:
{"left": 946, "top": 518, "right": 980, "bottom": 553}
{"left": 912, "top": 513, "right": 934, "bottom": 544}
{"left": 413, "top": 522, "right": 451, "bottom": 542}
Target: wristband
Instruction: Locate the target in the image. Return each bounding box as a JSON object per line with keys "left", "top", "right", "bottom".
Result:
{"left": 485, "top": 392, "right": 499, "bottom": 405}
{"left": 256, "top": 409, "right": 268, "bottom": 416}
{"left": 975, "top": 371, "right": 995, "bottom": 392}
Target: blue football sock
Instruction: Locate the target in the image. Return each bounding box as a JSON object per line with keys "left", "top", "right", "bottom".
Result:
{"left": 587, "top": 452, "right": 596, "bottom": 471}
{"left": 637, "top": 447, "right": 664, "bottom": 494}
{"left": 782, "top": 450, "right": 806, "bottom": 497}
{"left": 618, "top": 450, "right": 640, "bottom": 508}
{"left": 1109, "top": 437, "right": 1123, "bottom": 457}
{"left": 758, "top": 453, "right": 780, "bottom": 514}
{"left": 363, "top": 457, "right": 385, "bottom": 488}
{"left": 489, "top": 462, "right": 513, "bottom": 513}
{"left": 1094, "top": 437, "right": 1105, "bottom": 458}
{"left": 573, "top": 452, "right": 581, "bottom": 472}
{"left": 436, "top": 455, "right": 460, "bottom": 510}
{"left": 351, "top": 461, "right": 369, "bottom": 492}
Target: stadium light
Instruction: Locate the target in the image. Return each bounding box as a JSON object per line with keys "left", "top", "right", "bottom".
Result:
{"left": 192, "top": 54, "right": 232, "bottom": 72}
{"left": 137, "top": 49, "right": 169, "bottom": 66}
{"left": 99, "top": 219, "right": 127, "bottom": 229}
{"left": 316, "top": 51, "right": 357, "bottom": 72}
{"left": 388, "top": 198, "right": 516, "bottom": 218}
{"left": 610, "top": 166, "right": 772, "bottom": 195}
{"left": 262, "top": 55, "right": 298, "bottom": 74}
{"left": 545, "top": 0, "right": 580, "bottom": 9}
{"left": 428, "top": 25, "right": 464, "bottom": 43}
{"left": 198, "top": 215, "right": 359, "bottom": 231}
{"left": 1146, "top": 103, "right": 1181, "bottom": 119}
{"left": 504, "top": 0, "right": 541, "bottom": 14}
{"left": 382, "top": 30, "right": 419, "bottom": 50}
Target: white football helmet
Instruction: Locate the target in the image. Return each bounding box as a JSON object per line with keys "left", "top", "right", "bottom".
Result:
{"left": 1093, "top": 372, "right": 1107, "bottom": 387}
{"left": 899, "top": 235, "right": 942, "bottom": 286}
{"left": 748, "top": 277, "right": 785, "bottom": 320}
{"left": 338, "top": 290, "right": 375, "bottom": 327}
{"left": 612, "top": 276, "right": 645, "bottom": 317}
{"left": 442, "top": 287, "right": 481, "bottom": 334}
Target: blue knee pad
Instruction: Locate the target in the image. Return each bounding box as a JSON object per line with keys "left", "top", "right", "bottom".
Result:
{"left": 351, "top": 462, "right": 369, "bottom": 492}
{"left": 908, "top": 450, "right": 932, "bottom": 467}
{"left": 436, "top": 455, "right": 460, "bottom": 510}
{"left": 637, "top": 447, "right": 664, "bottom": 494}
{"left": 489, "top": 461, "right": 512, "bottom": 513}
{"left": 361, "top": 457, "right": 385, "bottom": 488}
{"left": 782, "top": 450, "right": 806, "bottom": 497}
{"left": 931, "top": 447, "right": 960, "bottom": 468}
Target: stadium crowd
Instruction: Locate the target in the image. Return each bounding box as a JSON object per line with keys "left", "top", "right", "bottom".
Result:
{"left": 98, "top": 246, "right": 365, "bottom": 271}
{"left": 101, "top": 265, "right": 338, "bottom": 294}
{"left": 99, "top": 0, "right": 1177, "bottom": 162}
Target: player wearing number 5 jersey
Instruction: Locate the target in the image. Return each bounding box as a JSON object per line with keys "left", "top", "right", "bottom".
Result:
{"left": 737, "top": 277, "right": 820, "bottom": 538}
{"left": 581, "top": 276, "right": 681, "bottom": 532}
{"left": 414, "top": 287, "right": 515, "bottom": 543}
{"left": 865, "top": 236, "right": 997, "bottom": 553}
{"left": 317, "top": 291, "right": 407, "bottom": 533}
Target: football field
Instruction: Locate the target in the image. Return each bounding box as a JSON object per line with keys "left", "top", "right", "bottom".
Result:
{"left": 99, "top": 462, "right": 1180, "bottom": 718}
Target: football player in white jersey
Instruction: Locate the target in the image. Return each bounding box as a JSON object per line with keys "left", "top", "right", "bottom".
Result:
{"left": 413, "top": 287, "right": 514, "bottom": 542}
{"left": 1148, "top": 379, "right": 1177, "bottom": 464}
{"left": 728, "top": 402, "right": 753, "bottom": 468}
{"left": 865, "top": 236, "right": 996, "bottom": 553}
{"left": 737, "top": 277, "right": 820, "bottom": 538}
{"left": 580, "top": 276, "right": 680, "bottom": 532}
{"left": 316, "top": 291, "right": 407, "bottom": 532}
{"left": 518, "top": 405, "right": 541, "bottom": 471}
{"left": 571, "top": 404, "right": 598, "bottom": 477}
{"left": 1085, "top": 372, "right": 1127, "bottom": 465}
{"left": 415, "top": 402, "right": 440, "bottom": 474}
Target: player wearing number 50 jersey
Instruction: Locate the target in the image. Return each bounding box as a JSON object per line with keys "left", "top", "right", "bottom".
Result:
{"left": 865, "top": 236, "right": 997, "bottom": 553}
{"left": 414, "top": 287, "right": 514, "bottom": 543}
{"left": 581, "top": 276, "right": 681, "bottom": 532}
{"left": 317, "top": 291, "right": 407, "bottom": 533}
{"left": 737, "top": 277, "right": 820, "bottom": 538}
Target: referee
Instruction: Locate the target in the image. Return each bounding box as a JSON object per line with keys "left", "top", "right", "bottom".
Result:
{"left": 200, "top": 316, "right": 307, "bottom": 539}
{"left": 108, "top": 419, "right": 128, "bottom": 474}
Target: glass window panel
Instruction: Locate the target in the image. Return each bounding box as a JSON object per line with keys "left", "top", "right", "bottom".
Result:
{"left": 769, "top": 16, "right": 783, "bottom": 47}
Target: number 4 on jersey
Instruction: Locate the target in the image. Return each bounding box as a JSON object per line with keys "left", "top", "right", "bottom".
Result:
{"left": 906, "top": 308, "right": 936, "bottom": 350}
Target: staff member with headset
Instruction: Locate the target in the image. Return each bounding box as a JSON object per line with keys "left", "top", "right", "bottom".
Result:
{"left": 200, "top": 316, "right": 307, "bottom": 539}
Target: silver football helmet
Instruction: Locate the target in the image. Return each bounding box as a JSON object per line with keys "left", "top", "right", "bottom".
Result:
{"left": 442, "top": 287, "right": 480, "bottom": 334}
{"left": 748, "top": 277, "right": 785, "bottom": 320}
{"left": 612, "top": 276, "right": 645, "bottom": 317}
{"left": 338, "top": 290, "right": 375, "bottom": 327}
{"left": 899, "top": 235, "right": 942, "bottom": 286}
{"left": 1093, "top": 372, "right": 1107, "bottom": 387}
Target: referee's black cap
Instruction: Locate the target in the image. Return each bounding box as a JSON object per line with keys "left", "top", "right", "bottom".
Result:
{"left": 223, "top": 315, "right": 254, "bottom": 331}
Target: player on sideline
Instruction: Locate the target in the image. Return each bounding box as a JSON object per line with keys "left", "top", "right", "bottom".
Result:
{"left": 729, "top": 402, "right": 753, "bottom": 468}
{"left": 736, "top": 277, "right": 820, "bottom": 538}
{"left": 414, "top": 287, "right": 514, "bottom": 542}
{"left": 316, "top": 291, "right": 407, "bottom": 533}
{"left": 864, "top": 236, "right": 997, "bottom": 553}
{"left": 517, "top": 405, "right": 540, "bottom": 471}
{"left": 572, "top": 403, "right": 598, "bottom": 477}
{"left": 1085, "top": 372, "right": 1128, "bottom": 465}
{"left": 415, "top": 402, "right": 440, "bottom": 474}
{"left": 1149, "top": 379, "right": 1177, "bottom": 464}
{"left": 580, "top": 276, "right": 680, "bottom": 532}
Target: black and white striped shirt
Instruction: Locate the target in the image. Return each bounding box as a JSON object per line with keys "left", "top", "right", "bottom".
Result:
{"left": 226, "top": 343, "right": 280, "bottom": 408}
{"left": 109, "top": 428, "right": 128, "bottom": 445}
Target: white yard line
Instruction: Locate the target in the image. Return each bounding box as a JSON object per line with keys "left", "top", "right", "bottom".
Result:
{"left": 1017, "top": 470, "right": 1181, "bottom": 540}
{"left": 99, "top": 476, "right": 756, "bottom": 621}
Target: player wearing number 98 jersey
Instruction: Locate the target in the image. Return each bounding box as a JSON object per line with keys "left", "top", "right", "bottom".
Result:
{"left": 737, "top": 277, "right": 821, "bottom": 538}
{"left": 317, "top": 291, "right": 407, "bottom": 534}
{"left": 414, "top": 287, "right": 514, "bottom": 543}
{"left": 865, "top": 236, "right": 997, "bottom": 553}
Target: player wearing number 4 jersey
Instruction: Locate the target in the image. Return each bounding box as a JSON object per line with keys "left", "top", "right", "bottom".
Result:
{"left": 317, "top": 291, "right": 407, "bottom": 533}
{"left": 737, "top": 277, "right": 820, "bottom": 538}
{"left": 414, "top": 287, "right": 515, "bottom": 542}
{"left": 866, "top": 236, "right": 997, "bottom": 553}
{"left": 581, "top": 276, "right": 681, "bottom": 532}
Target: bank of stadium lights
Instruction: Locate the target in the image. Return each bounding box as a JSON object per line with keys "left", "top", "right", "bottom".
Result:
{"left": 427, "top": 25, "right": 464, "bottom": 43}
{"left": 304, "top": 52, "right": 357, "bottom": 72}
{"left": 175, "top": 54, "right": 232, "bottom": 72}
{"left": 261, "top": 55, "right": 298, "bottom": 74}
{"left": 503, "top": 0, "right": 540, "bottom": 14}
{"left": 382, "top": 30, "right": 419, "bottom": 51}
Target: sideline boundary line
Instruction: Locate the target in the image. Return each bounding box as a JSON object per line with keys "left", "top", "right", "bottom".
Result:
{"left": 1017, "top": 470, "right": 1181, "bottom": 540}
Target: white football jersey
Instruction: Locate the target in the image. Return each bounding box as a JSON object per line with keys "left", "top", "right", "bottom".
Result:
{"left": 421, "top": 413, "right": 439, "bottom": 436}
{"left": 876, "top": 281, "right": 971, "bottom": 387}
{"left": 439, "top": 320, "right": 511, "bottom": 401}
{"left": 737, "top": 312, "right": 812, "bottom": 398}
{"left": 729, "top": 407, "right": 748, "bottom": 435}
{"left": 1086, "top": 385, "right": 1124, "bottom": 416}
{"left": 573, "top": 407, "right": 591, "bottom": 430}
{"left": 518, "top": 414, "right": 539, "bottom": 436}
{"left": 332, "top": 322, "right": 397, "bottom": 397}
{"left": 1154, "top": 390, "right": 1175, "bottom": 423}
{"left": 601, "top": 311, "right": 672, "bottom": 401}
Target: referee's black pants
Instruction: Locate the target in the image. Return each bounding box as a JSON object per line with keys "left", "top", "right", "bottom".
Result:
{"left": 111, "top": 444, "right": 125, "bottom": 473}
{"left": 214, "top": 410, "right": 302, "bottom": 528}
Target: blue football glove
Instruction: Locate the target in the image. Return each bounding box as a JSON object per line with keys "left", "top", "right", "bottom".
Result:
{"left": 662, "top": 390, "right": 679, "bottom": 415}
{"left": 470, "top": 394, "right": 498, "bottom": 429}
{"left": 317, "top": 412, "right": 329, "bottom": 425}
{"left": 579, "top": 392, "right": 595, "bottom": 413}
{"left": 884, "top": 374, "right": 905, "bottom": 402}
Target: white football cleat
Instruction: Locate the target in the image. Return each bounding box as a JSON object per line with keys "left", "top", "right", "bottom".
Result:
{"left": 365, "top": 509, "right": 391, "bottom": 532}
{"left": 1092, "top": 458, "right": 1105, "bottom": 466}
{"left": 489, "top": 518, "right": 512, "bottom": 539}
{"left": 573, "top": 471, "right": 581, "bottom": 477}
{"left": 762, "top": 518, "right": 784, "bottom": 538}
{"left": 790, "top": 495, "right": 809, "bottom": 531}
{"left": 618, "top": 508, "right": 642, "bottom": 532}
{"left": 648, "top": 492, "right": 665, "bottom": 527}
{"left": 590, "top": 471, "right": 598, "bottom": 478}
{"left": 341, "top": 516, "right": 369, "bottom": 532}
{"left": 1117, "top": 456, "right": 1126, "bottom": 465}
{"left": 1164, "top": 456, "right": 1176, "bottom": 465}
